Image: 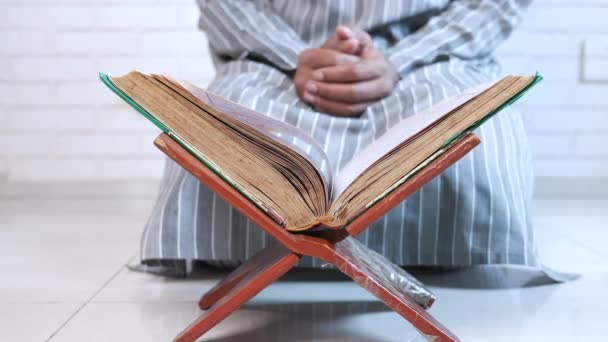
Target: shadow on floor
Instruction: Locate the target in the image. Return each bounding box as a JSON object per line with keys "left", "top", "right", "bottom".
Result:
{"left": 203, "top": 301, "right": 419, "bottom": 342}
{"left": 130, "top": 259, "right": 576, "bottom": 289}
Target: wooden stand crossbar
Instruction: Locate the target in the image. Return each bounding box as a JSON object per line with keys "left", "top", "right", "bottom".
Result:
{"left": 154, "top": 132, "right": 481, "bottom": 342}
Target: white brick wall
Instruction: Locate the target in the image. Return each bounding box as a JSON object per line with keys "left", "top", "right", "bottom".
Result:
{"left": 497, "top": 1, "right": 608, "bottom": 180}
{"left": 1, "top": 0, "right": 607, "bottom": 182}
{"left": 0, "top": 0, "right": 213, "bottom": 181}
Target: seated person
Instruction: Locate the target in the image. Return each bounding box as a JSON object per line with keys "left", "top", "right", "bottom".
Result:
{"left": 139, "top": 0, "right": 539, "bottom": 271}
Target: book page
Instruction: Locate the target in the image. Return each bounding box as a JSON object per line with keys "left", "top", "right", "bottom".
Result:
{"left": 179, "top": 80, "right": 333, "bottom": 191}
{"left": 332, "top": 79, "right": 499, "bottom": 198}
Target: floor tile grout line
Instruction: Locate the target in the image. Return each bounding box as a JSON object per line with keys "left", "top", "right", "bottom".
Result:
{"left": 45, "top": 252, "right": 137, "bottom": 341}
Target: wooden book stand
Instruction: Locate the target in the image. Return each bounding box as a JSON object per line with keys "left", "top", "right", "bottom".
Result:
{"left": 154, "top": 131, "right": 480, "bottom": 342}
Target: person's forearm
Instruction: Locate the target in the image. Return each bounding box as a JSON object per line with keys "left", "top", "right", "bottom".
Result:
{"left": 386, "top": 0, "right": 532, "bottom": 75}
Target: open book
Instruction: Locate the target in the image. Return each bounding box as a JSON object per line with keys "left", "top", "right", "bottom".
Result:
{"left": 100, "top": 71, "right": 540, "bottom": 232}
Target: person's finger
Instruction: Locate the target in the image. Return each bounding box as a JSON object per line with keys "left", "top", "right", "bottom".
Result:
{"left": 336, "top": 25, "right": 355, "bottom": 40}
{"left": 312, "top": 59, "right": 385, "bottom": 83}
{"left": 335, "top": 37, "right": 359, "bottom": 54}
{"left": 322, "top": 36, "right": 359, "bottom": 54}
{"left": 302, "top": 91, "right": 315, "bottom": 105}
{"left": 349, "top": 26, "right": 373, "bottom": 54}
{"left": 320, "top": 35, "right": 340, "bottom": 50}
{"left": 336, "top": 25, "right": 373, "bottom": 55}
{"left": 309, "top": 95, "right": 371, "bottom": 117}
{"left": 311, "top": 77, "right": 395, "bottom": 103}
{"left": 323, "top": 25, "right": 355, "bottom": 49}
{"left": 299, "top": 49, "right": 360, "bottom": 69}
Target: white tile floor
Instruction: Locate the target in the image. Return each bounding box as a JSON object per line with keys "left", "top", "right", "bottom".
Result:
{"left": 1, "top": 197, "right": 607, "bottom": 341}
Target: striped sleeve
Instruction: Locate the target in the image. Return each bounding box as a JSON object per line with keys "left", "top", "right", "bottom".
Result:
{"left": 197, "top": 0, "right": 308, "bottom": 71}
{"left": 386, "top": 0, "right": 532, "bottom": 75}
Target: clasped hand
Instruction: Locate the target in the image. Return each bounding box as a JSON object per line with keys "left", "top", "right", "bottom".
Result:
{"left": 295, "top": 26, "right": 399, "bottom": 117}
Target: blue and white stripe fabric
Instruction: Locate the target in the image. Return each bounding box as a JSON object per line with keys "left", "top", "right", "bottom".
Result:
{"left": 140, "top": 0, "right": 539, "bottom": 269}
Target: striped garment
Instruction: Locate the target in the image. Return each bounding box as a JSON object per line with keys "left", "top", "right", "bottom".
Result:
{"left": 140, "top": 0, "right": 540, "bottom": 269}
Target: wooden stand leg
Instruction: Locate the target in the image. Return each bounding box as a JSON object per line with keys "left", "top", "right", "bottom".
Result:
{"left": 198, "top": 243, "right": 296, "bottom": 310}
{"left": 175, "top": 244, "right": 300, "bottom": 342}
{"left": 328, "top": 237, "right": 460, "bottom": 342}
